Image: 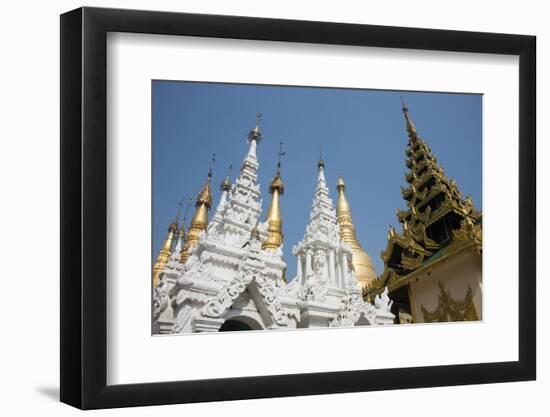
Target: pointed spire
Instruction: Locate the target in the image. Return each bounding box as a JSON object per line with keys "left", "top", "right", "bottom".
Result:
{"left": 316, "top": 147, "right": 328, "bottom": 189}
{"left": 263, "top": 142, "right": 285, "bottom": 251}
{"left": 196, "top": 154, "right": 215, "bottom": 207}
{"left": 302, "top": 157, "right": 338, "bottom": 243}
{"left": 400, "top": 94, "right": 418, "bottom": 137}
{"left": 209, "top": 164, "right": 233, "bottom": 230}
{"left": 336, "top": 176, "right": 351, "bottom": 214}
{"left": 179, "top": 157, "right": 215, "bottom": 264}
{"left": 218, "top": 113, "right": 263, "bottom": 238}
{"left": 336, "top": 175, "right": 377, "bottom": 288}
{"left": 153, "top": 203, "right": 181, "bottom": 287}
{"left": 244, "top": 113, "right": 262, "bottom": 161}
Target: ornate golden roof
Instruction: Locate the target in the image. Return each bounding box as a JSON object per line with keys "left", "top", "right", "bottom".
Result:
{"left": 336, "top": 176, "right": 377, "bottom": 287}
{"left": 367, "top": 99, "right": 482, "bottom": 300}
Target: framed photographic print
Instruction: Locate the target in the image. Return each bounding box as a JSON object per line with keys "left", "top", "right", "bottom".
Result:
{"left": 60, "top": 6, "right": 536, "bottom": 410}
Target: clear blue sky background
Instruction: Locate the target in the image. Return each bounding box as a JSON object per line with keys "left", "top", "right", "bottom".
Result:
{"left": 152, "top": 81, "right": 482, "bottom": 279}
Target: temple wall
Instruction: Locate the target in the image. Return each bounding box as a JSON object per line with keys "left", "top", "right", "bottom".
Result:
{"left": 409, "top": 249, "right": 482, "bottom": 323}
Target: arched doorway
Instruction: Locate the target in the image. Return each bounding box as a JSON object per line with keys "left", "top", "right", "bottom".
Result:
{"left": 218, "top": 315, "right": 264, "bottom": 332}
{"left": 219, "top": 319, "right": 253, "bottom": 332}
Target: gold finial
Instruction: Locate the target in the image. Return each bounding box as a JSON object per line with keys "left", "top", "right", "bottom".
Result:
{"left": 152, "top": 202, "right": 182, "bottom": 287}
{"left": 180, "top": 159, "right": 215, "bottom": 264}
{"left": 400, "top": 93, "right": 417, "bottom": 137}
{"left": 336, "top": 176, "right": 350, "bottom": 214}
{"left": 336, "top": 175, "right": 377, "bottom": 288}
{"left": 196, "top": 154, "right": 215, "bottom": 207}
{"left": 268, "top": 142, "right": 285, "bottom": 194}
{"left": 220, "top": 164, "right": 232, "bottom": 192}
{"left": 263, "top": 142, "right": 285, "bottom": 251}
{"left": 248, "top": 112, "right": 263, "bottom": 143}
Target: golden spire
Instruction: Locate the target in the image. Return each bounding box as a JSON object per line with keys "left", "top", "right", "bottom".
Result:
{"left": 152, "top": 203, "right": 181, "bottom": 287}
{"left": 262, "top": 142, "right": 285, "bottom": 251}
{"left": 179, "top": 155, "right": 215, "bottom": 264}
{"left": 400, "top": 94, "right": 417, "bottom": 137}
{"left": 336, "top": 175, "right": 377, "bottom": 288}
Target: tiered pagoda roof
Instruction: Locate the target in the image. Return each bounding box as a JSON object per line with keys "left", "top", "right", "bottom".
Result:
{"left": 366, "top": 100, "right": 482, "bottom": 299}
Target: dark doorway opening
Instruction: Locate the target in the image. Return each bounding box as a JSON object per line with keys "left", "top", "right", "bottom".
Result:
{"left": 219, "top": 319, "right": 253, "bottom": 332}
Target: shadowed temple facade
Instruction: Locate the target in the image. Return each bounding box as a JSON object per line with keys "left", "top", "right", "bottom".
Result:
{"left": 153, "top": 103, "right": 482, "bottom": 333}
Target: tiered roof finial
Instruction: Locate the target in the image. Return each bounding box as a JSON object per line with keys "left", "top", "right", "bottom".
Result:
{"left": 336, "top": 175, "right": 377, "bottom": 288}
{"left": 263, "top": 142, "right": 285, "bottom": 250}
{"left": 400, "top": 94, "right": 417, "bottom": 137}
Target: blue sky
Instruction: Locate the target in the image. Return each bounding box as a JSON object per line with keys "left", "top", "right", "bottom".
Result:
{"left": 152, "top": 81, "right": 482, "bottom": 279}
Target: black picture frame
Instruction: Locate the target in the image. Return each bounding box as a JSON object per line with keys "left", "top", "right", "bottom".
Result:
{"left": 60, "top": 6, "right": 536, "bottom": 410}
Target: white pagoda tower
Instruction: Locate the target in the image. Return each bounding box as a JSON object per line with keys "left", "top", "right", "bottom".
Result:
{"left": 153, "top": 115, "right": 394, "bottom": 334}
{"left": 292, "top": 157, "right": 394, "bottom": 327}
{"left": 154, "top": 114, "right": 302, "bottom": 333}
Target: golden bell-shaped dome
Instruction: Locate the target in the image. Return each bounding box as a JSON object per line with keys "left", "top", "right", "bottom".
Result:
{"left": 336, "top": 176, "right": 377, "bottom": 287}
